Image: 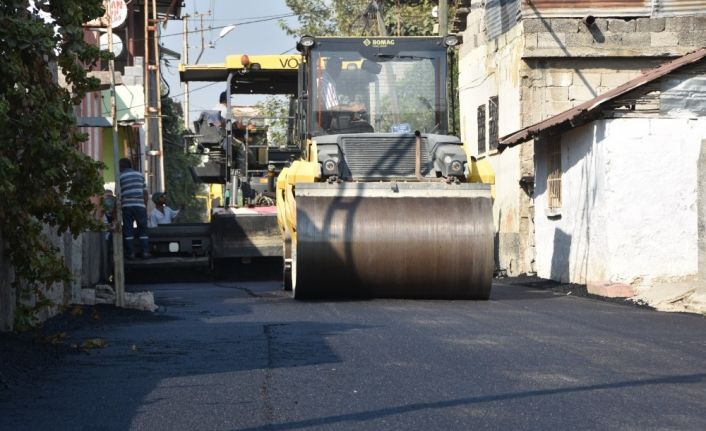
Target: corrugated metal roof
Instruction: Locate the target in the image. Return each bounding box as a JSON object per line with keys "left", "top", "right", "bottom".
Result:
{"left": 653, "top": 0, "right": 706, "bottom": 17}
{"left": 498, "top": 47, "right": 706, "bottom": 150}
{"left": 487, "top": 0, "right": 521, "bottom": 39}
{"left": 522, "top": 0, "right": 650, "bottom": 17}
{"left": 521, "top": 0, "right": 706, "bottom": 17}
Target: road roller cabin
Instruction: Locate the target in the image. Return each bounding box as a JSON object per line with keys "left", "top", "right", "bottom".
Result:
{"left": 276, "top": 35, "right": 496, "bottom": 299}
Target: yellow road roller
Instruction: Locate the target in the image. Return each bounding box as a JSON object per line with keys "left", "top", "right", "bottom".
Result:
{"left": 276, "top": 35, "right": 495, "bottom": 299}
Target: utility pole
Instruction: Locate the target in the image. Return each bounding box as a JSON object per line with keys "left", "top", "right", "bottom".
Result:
{"left": 193, "top": 12, "right": 212, "bottom": 64}
{"left": 439, "top": 0, "right": 448, "bottom": 37}
{"left": 182, "top": 14, "right": 190, "bottom": 130}
{"left": 372, "top": 0, "right": 387, "bottom": 37}
{"left": 144, "top": 0, "right": 165, "bottom": 192}
{"left": 152, "top": 0, "right": 165, "bottom": 192}
{"left": 107, "top": 1, "right": 125, "bottom": 307}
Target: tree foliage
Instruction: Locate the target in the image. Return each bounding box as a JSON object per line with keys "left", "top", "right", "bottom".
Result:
{"left": 0, "top": 1, "right": 107, "bottom": 290}
{"left": 161, "top": 95, "right": 204, "bottom": 222}
{"left": 281, "top": 0, "right": 444, "bottom": 37}
{"left": 254, "top": 96, "right": 290, "bottom": 146}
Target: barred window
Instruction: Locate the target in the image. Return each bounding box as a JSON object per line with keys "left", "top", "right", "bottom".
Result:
{"left": 488, "top": 96, "right": 499, "bottom": 150}
{"left": 477, "top": 105, "right": 486, "bottom": 154}
{"left": 547, "top": 136, "right": 562, "bottom": 210}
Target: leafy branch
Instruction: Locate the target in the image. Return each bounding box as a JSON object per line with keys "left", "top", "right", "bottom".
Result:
{"left": 0, "top": 1, "right": 107, "bottom": 318}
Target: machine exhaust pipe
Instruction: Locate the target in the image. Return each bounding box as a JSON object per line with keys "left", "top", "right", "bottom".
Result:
{"left": 415, "top": 130, "right": 423, "bottom": 181}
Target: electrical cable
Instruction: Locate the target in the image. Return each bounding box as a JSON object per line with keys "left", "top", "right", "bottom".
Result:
{"left": 108, "top": 81, "right": 221, "bottom": 114}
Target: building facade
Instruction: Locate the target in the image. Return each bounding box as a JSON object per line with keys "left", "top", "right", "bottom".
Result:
{"left": 456, "top": 0, "right": 706, "bottom": 276}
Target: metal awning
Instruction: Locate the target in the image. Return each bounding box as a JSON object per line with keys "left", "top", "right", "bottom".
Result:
{"left": 498, "top": 47, "right": 706, "bottom": 151}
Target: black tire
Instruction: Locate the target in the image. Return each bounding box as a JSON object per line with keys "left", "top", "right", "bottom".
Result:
{"left": 282, "top": 231, "right": 292, "bottom": 291}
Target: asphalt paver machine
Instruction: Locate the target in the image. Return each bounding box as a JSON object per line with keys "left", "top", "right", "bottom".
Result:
{"left": 126, "top": 55, "right": 302, "bottom": 274}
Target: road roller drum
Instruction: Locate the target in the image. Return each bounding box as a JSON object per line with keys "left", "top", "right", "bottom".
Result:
{"left": 291, "top": 182, "right": 493, "bottom": 299}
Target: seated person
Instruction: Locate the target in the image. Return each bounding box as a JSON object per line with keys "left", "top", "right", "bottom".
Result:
{"left": 317, "top": 58, "right": 371, "bottom": 133}
{"left": 215, "top": 91, "right": 255, "bottom": 136}
{"left": 319, "top": 58, "right": 365, "bottom": 112}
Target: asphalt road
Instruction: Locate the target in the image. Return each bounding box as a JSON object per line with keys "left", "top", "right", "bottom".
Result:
{"left": 1, "top": 270, "right": 705, "bottom": 430}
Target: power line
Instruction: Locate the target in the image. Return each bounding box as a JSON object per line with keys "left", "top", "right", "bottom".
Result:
{"left": 108, "top": 81, "right": 222, "bottom": 114}
{"left": 206, "top": 13, "right": 300, "bottom": 22}
{"left": 161, "top": 14, "right": 295, "bottom": 39}
{"left": 122, "top": 13, "right": 296, "bottom": 45}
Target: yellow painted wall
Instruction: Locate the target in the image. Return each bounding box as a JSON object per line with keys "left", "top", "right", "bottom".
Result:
{"left": 101, "top": 126, "right": 134, "bottom": 185}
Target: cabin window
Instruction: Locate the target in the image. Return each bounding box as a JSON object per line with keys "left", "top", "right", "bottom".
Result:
{"left": 547, "top": 135, "right": 562, "bottom": 210}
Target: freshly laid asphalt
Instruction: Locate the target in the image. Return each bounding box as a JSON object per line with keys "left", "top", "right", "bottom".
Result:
{"left": 1, "top": 270, "right": 705, "bottom": 430}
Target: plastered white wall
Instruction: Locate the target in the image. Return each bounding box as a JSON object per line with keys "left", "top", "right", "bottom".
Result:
{"left": 535, "top": 118, "right": 706, "bottom": 286}
{"left": 489, "top": 145, "right": 521, "bottom": 233}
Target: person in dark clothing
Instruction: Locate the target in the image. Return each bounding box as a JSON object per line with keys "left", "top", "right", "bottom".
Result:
{"left": 118, "top": 158, "right": 151, "bottom": 259}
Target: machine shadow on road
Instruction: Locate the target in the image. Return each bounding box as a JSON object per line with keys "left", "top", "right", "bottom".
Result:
{"left": 0, "top": 303, "right": 372, "bottom": 431}
{"left": 234, "top": 372, "right": 706, "bottom": 431}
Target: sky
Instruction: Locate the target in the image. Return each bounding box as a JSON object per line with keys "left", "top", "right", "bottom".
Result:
{"left": 160, "top": 0, "right": 300, "bottom": 125}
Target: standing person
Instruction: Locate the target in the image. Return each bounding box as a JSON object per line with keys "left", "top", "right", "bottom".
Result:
{"left": 118, "top": 158, "right": 151, "bottom": 259}
{"left": 213, "top": 91, "right": 228, "bottom": 120}
{"left": 149, "top": 192, "right": 180, "bottom": 227}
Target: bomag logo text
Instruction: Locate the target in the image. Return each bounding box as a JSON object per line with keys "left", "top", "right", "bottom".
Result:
{"left": 363, "top": 39, "right": 395, "bottom": 47}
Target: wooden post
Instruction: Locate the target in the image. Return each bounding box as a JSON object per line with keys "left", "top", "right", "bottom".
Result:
{"left": 182, "top": 14, "right": 190, "bottom": 130}
{"left": 108, "top": 1, "right": 125, "bottom": 307}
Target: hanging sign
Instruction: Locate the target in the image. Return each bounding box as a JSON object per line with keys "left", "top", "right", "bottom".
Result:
{"left": 99, "top": 32, "right": 123, "bottom": 57}
{"left": 106, "top": 0, "right": 127, "bottom": 28}
{"left": 84, "top": 0, "right": 127, "bottom": 28}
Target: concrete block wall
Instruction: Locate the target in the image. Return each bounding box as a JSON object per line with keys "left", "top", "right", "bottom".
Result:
{"left": 522, "top": 16, "right": 705, "bottom": 58}
{"left": 461, "top": 14, "right": 691, "bottom": 141}
{"left": 520, "top": 57, "right": 664, "bottom": 126}
{"left": 121, "top": 57, "right": 144, "bottom": 86}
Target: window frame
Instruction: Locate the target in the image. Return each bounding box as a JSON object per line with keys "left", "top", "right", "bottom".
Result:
{"left": 546, "top": 135, "right": 562, "bottom": 212}
{"left": 488, "top": 96, "right": 499, "bottom": 151}
{"left": 477, "top": 104, "right": 486, "bottom": 154}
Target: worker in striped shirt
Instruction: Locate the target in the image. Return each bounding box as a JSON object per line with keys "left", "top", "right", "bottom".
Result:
{"left": 118, "top": 158, "right": 151, "bottom": 259}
